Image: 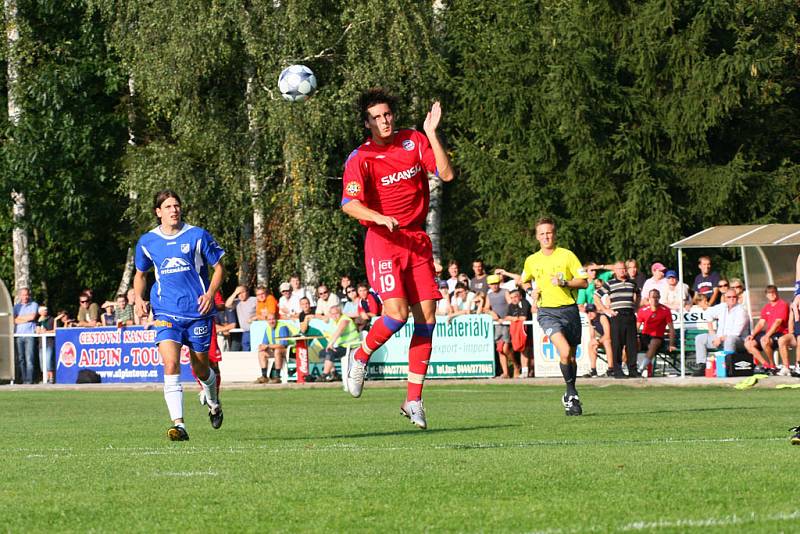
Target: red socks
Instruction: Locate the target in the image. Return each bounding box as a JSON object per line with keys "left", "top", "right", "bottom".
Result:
{"left": 407, "top": 323, "right": 435, "bottom": 401}
{"left": 353, "top": 315, "right": 406, "bottom": 364}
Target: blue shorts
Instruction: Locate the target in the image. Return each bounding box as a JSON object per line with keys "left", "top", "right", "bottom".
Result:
{"left": 537, "top": 305, "right": 582, "bottom": 347}
{"left": 153, "top": 314, "right": 213, "bottom": 353}
{"left": 754, "top": 331, "right": 782, "bottom": 347}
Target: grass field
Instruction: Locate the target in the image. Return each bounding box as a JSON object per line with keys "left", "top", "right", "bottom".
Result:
{"left": 2, "top": 382, "right": 800, "bottom": 533}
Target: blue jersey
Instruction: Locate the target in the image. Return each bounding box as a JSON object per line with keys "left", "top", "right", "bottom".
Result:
{"left": 134, "top": 223, "right": 225, "bottom": 319}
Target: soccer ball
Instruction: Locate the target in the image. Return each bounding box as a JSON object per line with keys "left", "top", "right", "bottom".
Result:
{"left": 278, "top": 65, "right": 317, "bottom": 102}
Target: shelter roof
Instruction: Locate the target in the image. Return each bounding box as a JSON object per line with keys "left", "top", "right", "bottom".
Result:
{"left": 671, "top": 224, "right": 800, "bottom": 248}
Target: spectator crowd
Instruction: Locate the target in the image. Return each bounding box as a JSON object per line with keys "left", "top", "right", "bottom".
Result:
{"left": 11, "top": 255, "right": 800, "bottom": 384}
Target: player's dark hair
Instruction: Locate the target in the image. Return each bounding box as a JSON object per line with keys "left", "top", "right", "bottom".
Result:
{"left": 358, "top": 87, "right": 398, "bottom": 122}
{"left": 153, "top": 190, "right": 181, "bottom": 216}
{"left": 765, "top": 284, "right": 778, "bottom": 293}
{"left": 535, "top": 217, "right": 556, "bottom": 230}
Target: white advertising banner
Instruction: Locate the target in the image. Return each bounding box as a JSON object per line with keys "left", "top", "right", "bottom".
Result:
{"left": 532, "top": 312, "right": 607, "bottom": 378}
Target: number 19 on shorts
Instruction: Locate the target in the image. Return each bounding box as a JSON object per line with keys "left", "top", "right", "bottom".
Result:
{"left": 379, "top": 274, "right": 396, "bottom": 292}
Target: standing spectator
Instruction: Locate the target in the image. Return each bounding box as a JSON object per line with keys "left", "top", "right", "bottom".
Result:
{"left": 101, "top": 302, "right": 116, "bottom": 326}
{"left": 693, "top": 256, "right": 722, "bottom": 306}
{"left": 445, "top": 260, "right": 460, "bottom": 292}
{"left": 470, "top": 259, "right": 489, "bottom": 295}
{"left": 254, "top": 286, "right": 278, "bottom": 321}
{"left": 226, "top": 285, "right": 257, "bottom": 351}
{"left": 337, "top": 275, "right": 353, "bottom": 301}
{"left": 343, "top": 286, "right": 369, "bottom": 330}
{"left": 640, "top": 262, "right": 669, "bottom": 303}
{"left": 486, "top": 274, "right": 512, "bottom": 378}
{"left": 297, "top": 296, "right": 317, "bottom": 326}
{"left": 744, "top": 285, "right": 789, "bottom": 374}
{"left": 55, "top": 309, "right": 75, "bottom": 328}
{"left": 692, "top": 289, "right": 747, "bottom": 376}
{"left": 626, "top": 259, "right": 647, "bottom": 290}
{"left": 635, "top": 289, "right": 677, "bottom": 377}
{"left": 12, "top": 288, "right": 37, "bottom": 384}
{"left": 584, "top": 304, "right": 613, "bottom": 378}
{"left": 315, "top": 284, "right": 341, "bottom": 318}
{"left": 289, "top": 273, "right": 316, "bottom": 309}
{"left": 35, "top": 306, "right": 56, "bottom": 384}
{"left": 505, "top": 288, "right": 533, "bottom": 378}
{"left": 75, "top": 291, "right": 100, "bottom": 327}
{"left": 661, "top": 270, "right": 691, "bottom": 311}
{"left": 436, "top": 281, "right": 451, "bottom": 317}
{"left": 576, "top": 262, "right": 599, "bottom": 311}
{"left": 214, "top": 295, "right": 239, "bottom": 351}
{"left": 114, "top": 294, "right": 135, "bottom": 326}
{"left": 595, "top": 261, "right": 640, "bottom": 378}
{"left": 277, "top": 282, "right": 294, "bottom": 319}
{"left": 448, "top": 282, "right": 473, "bottom": 320}
{"left": 256, "top": 313, "right": 290, "bottom": 384}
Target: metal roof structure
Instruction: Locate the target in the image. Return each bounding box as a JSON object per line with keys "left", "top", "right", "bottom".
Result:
{"left": 671, "top": 224, "right": 800, "bottom": 249}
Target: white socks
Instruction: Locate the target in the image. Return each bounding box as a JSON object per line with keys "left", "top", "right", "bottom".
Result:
{"left": 199, "top": 368, "right": 219, "bottom": 409}
{"left": 163, "top": 374, "right": 183, "bottom": 422}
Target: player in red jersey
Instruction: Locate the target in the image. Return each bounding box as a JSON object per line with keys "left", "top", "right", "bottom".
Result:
{"left": 635, "top": 289, "right": 676, "bottom": 377}
{"left": 341, "top": 88, "right": 454, "bottom": 429}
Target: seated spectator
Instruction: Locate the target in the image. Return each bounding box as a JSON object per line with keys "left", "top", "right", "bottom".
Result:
{"left": 277, "top": 282, "right": 294, "bottom": 319}
{"left": 256, "top": 313, "right": 289, "bottom": 384}
{"left": 342, "top": 286, "right": 369, "bottom": 330}
{"left": 213, "top": 293, "right": 238, "bottom": 350}
{"left": 357, "top": 283, "right": 382, "bottom": 322}
{"left": 229, "top": 285, "right": 257, "bottom": 351}
{"left": 13, "top": 287, "right": 38, "bottom": 384}
{"left": 693, "top": 256, "right": 722, "bottom": 306}
{"left": 635, "top": 289, "right": 677, "bottom": 377}
{"left": 446, "top": 260, "right": 460, "bottom": 292}
{"left": 318, "top": 305, "right": 360, "bottom": 382}
{"left": 661, "top": 270, "right": 691, "bottom": 311}
{"left": 692, "top": 289, "right": 747, "bottom": 376}
{"left": 35, "top": 305, "right": 56, "bottom": 384}
{"left": 584, "top": 304, "right": 613, "bottom": 377}
{"left": 114, "top": 294, "right": 135, "bottom": 326}
{"left": 315, "top": 284, "right": 340, "bottom": 318}
{"left": 436, "top": 281, "right": 451, "bottom": 317}
{"left": 641, "top": 262, "right": 669, "bottom": 300}
{"left": 101, "top": 301, "right": 116, "bottom": 326}
{"left": 254, "top": 286, "right": 279, "bottom": 321}
{"left": 778, "top": 309, "right": 800, "bottom": 377}
{"left": 470, "top": 259, "right": 488, "bottom": 295}
{"left": 691, "top": 292, "right": 710, "bottom": 311}
{"left": 297, "top": 297, "right": 317, "bottom": 329}
{"left": 75, "top": 291, "right": 100, "bottom": 327}
{"left": 729, "top": 278, "right": 748, "bottom": 307}
{"left": 504, "top": 288, "right": 532, "bottom": 378}
{"left": 744, "top": 285, "right": 789, "bottom": 374}
{"left": 448, "top": 282, "right": 474, "bottom": 320}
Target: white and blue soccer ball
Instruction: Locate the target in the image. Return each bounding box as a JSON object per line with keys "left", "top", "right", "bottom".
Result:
{"left": 278, "top": 64, "right": 317, "bottom": 102}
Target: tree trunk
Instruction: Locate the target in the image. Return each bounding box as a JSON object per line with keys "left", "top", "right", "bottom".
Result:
{"left": 284, "top": 127, "right": 318, "bottom": 286}
{"left": 116, "top": 247, "right": 135, "bottom": 296}
{"left": 426, "top": 173, "right": 443, "bottom": 264}
{"left": 117, "top": 76, "right": 138, "bottom": 296}
{"left": 6, "top": 0, "right": 29, "bottom": 292}
{"left": 246, "top": 75, "right": 268, "bottom": 288}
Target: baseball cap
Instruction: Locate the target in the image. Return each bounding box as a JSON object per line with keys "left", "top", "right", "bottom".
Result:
{"left": 651, "top": 262, "right": 666, "bottom": 273}
{"left": 584, "top": 303, "right": 597, "bottom": 313}
{"left": 665, "top": 270, "right": 677, "bottom": 278}
{"left": 487, "top": 274, "right": 502, "bottom": 284}
{"left": 279, "top": 282, "right": 291, "bottom": 292}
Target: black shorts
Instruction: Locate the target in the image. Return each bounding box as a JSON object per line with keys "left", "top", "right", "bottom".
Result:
{"left": 754, "top": 332, "right": 782, "bottom": 347}
{"left": 537, "top": 305, "right": 582, "bottom": 347}
{"left": 639, "top": 334, "right": 664, "bottom": 350}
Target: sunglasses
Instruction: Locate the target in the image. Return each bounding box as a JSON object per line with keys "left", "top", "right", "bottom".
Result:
{"left": 731, "top": 285, "right": 743, "bottom": 289}
{"left": 79, "top": 300, "right": 88, "bottom": 303}
{"left": 718, "top": 283, "right": 728, "bottom": 288}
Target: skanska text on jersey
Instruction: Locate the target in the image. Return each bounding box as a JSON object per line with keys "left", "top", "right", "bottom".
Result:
{"left": 380, "top": 163, "right": 422, "bottom": 186}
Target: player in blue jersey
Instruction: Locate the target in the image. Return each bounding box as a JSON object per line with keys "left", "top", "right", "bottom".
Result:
{"left": 133, "top": 190, "right": 226, "bottom": 441}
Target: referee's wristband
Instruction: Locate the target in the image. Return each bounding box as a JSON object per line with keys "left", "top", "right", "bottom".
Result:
{"left": 795, "top": 280, "right": 800, "bottom": 297}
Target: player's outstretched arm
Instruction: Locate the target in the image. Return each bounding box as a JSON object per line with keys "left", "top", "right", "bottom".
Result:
{"left": 342, "top": 199, "right": 399, "bottom": 232}
{"left": 423, "top": 101, "right": 454, "bottom": 182}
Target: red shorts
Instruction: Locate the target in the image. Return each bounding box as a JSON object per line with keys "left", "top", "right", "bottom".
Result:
{"left": 364, "top": 226, "right": 440, "bottom": 306}
{"left": 208, "top": 322, "right": 222, "bottom": 363}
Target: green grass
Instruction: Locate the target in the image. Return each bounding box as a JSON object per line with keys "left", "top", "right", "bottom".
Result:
{"left": 2, "top": 383, "right": 800, "bottom": 533}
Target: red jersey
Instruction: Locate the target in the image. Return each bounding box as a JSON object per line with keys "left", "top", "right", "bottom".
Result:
{"left": 637, "top": 304, "right": 673, "bottom": 338}
{"left": 760, "top": 299, "right": 789, "bottom": 335}
{"left": 342, "top": 129, "right": 437, "bottom": 229}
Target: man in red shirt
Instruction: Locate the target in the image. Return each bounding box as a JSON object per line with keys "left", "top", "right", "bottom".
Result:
{"left": 635, "top": 289, "right": 676, "bottom": 377}
{"left": 340, "top": 88, "right": 454, "bottom": 429}
{"left": 745, "top": 285, "right": 789, "bottom": 374}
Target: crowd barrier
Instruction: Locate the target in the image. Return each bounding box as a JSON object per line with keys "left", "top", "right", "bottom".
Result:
{"left": 9, "top": 309, "right": 711, "bottom": 384}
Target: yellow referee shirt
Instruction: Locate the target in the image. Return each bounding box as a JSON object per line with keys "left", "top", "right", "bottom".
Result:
{"left": 520, "top": 247, "right": 587, "bottom": 308}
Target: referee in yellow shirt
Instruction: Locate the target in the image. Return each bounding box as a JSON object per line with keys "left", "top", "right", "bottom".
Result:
{"left": 517, "top": 217, "right": 588, "bottom": 415}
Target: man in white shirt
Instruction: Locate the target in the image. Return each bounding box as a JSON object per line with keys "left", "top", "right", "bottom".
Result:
{"left": 314, "top": 284, "right": 340, "bottom": 317}
{"left": 661, "top": 270, "right": 691, "bottom": 311}
{"left": 692, "top": 289, "right": 747, "bottom": 376}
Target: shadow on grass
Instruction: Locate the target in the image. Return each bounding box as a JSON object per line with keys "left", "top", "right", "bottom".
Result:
{"left": 246, "top": 423, "right": 521, "bottom": 441}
